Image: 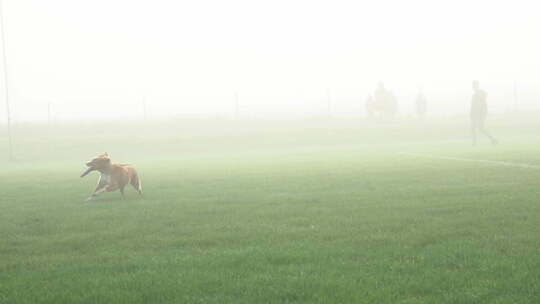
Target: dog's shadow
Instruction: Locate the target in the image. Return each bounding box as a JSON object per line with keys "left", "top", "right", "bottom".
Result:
{"left": 83, "top": 195, "right": 145, "bottom": 203}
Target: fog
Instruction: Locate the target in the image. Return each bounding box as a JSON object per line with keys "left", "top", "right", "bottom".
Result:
{"left": 1, "top": 0, "right": 540, "bottom": 122}
{"left": 4, "top": 3, "right": 540, "bottom": 301}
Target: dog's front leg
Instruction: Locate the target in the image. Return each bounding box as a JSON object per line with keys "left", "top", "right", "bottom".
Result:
{"left": 85, "top": 184, "right": 109, "bottom": 201}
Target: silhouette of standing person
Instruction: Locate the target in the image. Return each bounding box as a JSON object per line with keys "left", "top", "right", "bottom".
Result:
{"left": 470, "top": 80, "right": 498, "bottom": 145}
{"left": 415, "top": 87, "right": 427, "bottom": 119}
{"left": 374, "top": 82, "right": 398, "bottom": 118}
{"left": 365, "top": 94, "right": 375, "bottom": 118}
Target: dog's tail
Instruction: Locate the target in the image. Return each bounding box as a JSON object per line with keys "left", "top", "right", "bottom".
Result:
{"left": 130, "top": 170, "right": 142, "bottom": 194}
{"left": 137, "top": 174, "right": 142, "bottom": 194}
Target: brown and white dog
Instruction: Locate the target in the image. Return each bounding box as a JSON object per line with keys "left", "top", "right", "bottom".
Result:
{"left": 81, "top": 153, "right": 142, "bottom": 201}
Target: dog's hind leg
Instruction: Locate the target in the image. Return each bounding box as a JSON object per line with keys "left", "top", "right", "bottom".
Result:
{"left": 130, "top": 174, "right": 142, "bottom": 195}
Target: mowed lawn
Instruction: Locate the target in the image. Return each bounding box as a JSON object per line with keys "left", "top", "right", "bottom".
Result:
{"left": 2, "top": 141, "right": 540, "bottom": 304}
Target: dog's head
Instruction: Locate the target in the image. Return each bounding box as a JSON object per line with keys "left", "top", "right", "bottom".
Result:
{"left": 81, "top": 153, "right": 111, "bottom": 177}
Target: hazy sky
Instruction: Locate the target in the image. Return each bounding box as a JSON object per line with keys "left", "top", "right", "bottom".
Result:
{"left": 1, "top": 0, "right": 539, "bottom": 120}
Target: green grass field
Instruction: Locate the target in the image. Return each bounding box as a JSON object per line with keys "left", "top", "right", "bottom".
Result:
{"left": 2, "top": 115, "right": 540, "bottom": 303}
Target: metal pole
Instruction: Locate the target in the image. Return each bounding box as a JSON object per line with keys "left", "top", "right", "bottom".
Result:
{"left": 0, "top": 0, "right": 13, "bottom": 161}
{"left": 234, "top": 92, "right": 239, "bottom": 119}
{"left": 142, "top": 96, "right": 147, "bottom": 120}
{"left": 47, "top": 101, "right": 52, "bottom": 124}
{"left": 326, "top": 88, "right": 332, "bottom": 118}
{"left": 513, "top": 80, "right": 518, "bottom": 111}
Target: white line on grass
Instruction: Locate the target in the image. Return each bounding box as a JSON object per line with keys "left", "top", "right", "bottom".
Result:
{"left": 401, "top": 153, "right": 540, "bottom": 170}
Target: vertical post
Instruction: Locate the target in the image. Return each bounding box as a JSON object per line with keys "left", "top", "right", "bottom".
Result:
{"left": 234, "top": 91, "right": 239, "bottom": 119}
{"left": 141, "top": 96, "right": 147, "bottom": 120}
{"left": 47, "top": 101, "right": 52, "bottom": 124}
{"left": 0, "top": 0, "right": 13, "bottom": 161}
{"left": 326, "top": 88, "right": 332, "bottom": 118}
{"left": 513, "top": 80, "right": 518, "bottom": 111}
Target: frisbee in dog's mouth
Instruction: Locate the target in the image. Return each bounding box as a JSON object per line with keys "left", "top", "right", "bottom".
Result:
{"left": 80, "top": 167, "right": 95, "bottom": 178}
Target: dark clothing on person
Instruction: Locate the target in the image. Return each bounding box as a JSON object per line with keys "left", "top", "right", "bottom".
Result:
{"left": 373, "top": 87, "right": 397, "bottom": 116}
{"left": 365, "top": 95, "right": 375, "bottom": 117}
{"left": 470, "top": 88, "right": 496, "bottom": 145}
{"left": 416, "top": 93, "right": 427, "bottom": 117}
{"left": 470, "top": 89, "right": 488, "bottom": 119}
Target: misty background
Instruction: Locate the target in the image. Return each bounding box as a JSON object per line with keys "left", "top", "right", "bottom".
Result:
{"left": 1, "top": 0, "right": 540, "bottom": 122}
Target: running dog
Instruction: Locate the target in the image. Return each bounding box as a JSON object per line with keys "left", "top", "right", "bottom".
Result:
{"left": 81, "top": 153, "right": 142, "bottom": 201}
